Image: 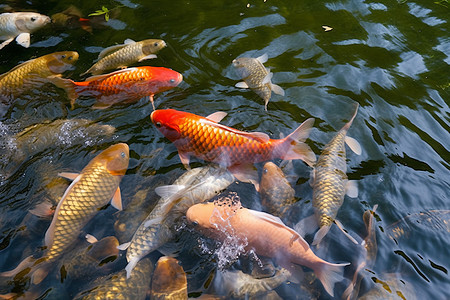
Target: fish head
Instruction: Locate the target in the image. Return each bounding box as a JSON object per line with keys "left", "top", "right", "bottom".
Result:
{"left": 145, "top": 67, "right": 183, "bottom": 94}
{"left": 46, "top": 51, "right": 79, "bottom": 74}
{"left": 14, "top": 13, "right": 51, "bottom": 32}
{"left": 95, "top": 143, "right": 130, "bottom": 176}
{"left": 232, "top": 57, "right": 255, "bottom": 78}
{"left": 260, "top": 162, "right": 287, "bottom": 187}
{"left": 152, "top": 256, "right": 187, "bottom": 294}
{"left": 186, "top": 203, "right": 217, "bottom": 230}
{"left": 141, "top": 39, "right": 167, "bottom": 55}
{"left": 150, "top": 109, "right": 187, "bottom": 141}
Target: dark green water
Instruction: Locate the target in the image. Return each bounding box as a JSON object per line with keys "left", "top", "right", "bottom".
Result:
{"left": 0, "top": 0, "right": 449, "bottom": 299}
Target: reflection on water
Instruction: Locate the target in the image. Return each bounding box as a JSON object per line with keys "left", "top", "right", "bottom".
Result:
{"left": 0, "top": 0, "right": 449, "bottom": 298}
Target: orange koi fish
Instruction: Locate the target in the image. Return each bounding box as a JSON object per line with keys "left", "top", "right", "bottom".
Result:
{"left": 186, "top": 194, "right": 349, "bottom": 297}
{"left": 58, "top": 66, "right": 182, "bottom": 109}
{"left": 151, "top": 109, "right": 316, "bottom": 186}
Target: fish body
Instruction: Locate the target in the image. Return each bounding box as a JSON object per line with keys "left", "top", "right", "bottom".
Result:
{"left": 259, "top": 162, "right": 296, "bottom": 217}
{"left": 150, "top": 109, "right": 316, "bottom": 169}
{"left": 123, "top": 165, "right": 235, "bottom": 278}
{"left": 358, "top": 273, "right": 416, "bottom": 300}
{"left": 0, "top": 51, "right": 79, "bottom": 102}
{"left": 83, "top": 38, "right": 166, "bottom": 75}
{"left": 74, "top": 258, "right": 153, "bottom": 300}
{"left": 0, "top": 12, "right": 50, "bottom": 49}
{"left": 151, "top": 256, "right": 187, "bottom": 300}
{"left": 311, "top": 104, "right": 361, "bottom": 245}
{"left": 59, "top": 66, "right": 182, "bottom": 109}
{"left": 186, "top": 196, "right": 349, "bottom": 297}
{"left": 232, "top": 54, "right": 284, "bottom": 110}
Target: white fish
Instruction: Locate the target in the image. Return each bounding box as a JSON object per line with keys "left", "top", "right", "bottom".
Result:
{"left": 0, "top": 12, "right": 51, "bottom": 50}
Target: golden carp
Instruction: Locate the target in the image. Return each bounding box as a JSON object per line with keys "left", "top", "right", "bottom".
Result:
{"left": 232, "top": 53, "right": 285, "bottom": 111}
{"left": 311, "top": 103, "right": 362, "bottom": 245}
{"left": 74, "top": 258, "right": 153, "bottom": 300}
{"left": 186, "top": 194, "right": 350, "bottom": 297}
{"left": 82, "top": 38, "right": 166, "bottom": 76}
{"left": 259, "top": 162, "right": 296, "bottom": 217}
{"left": 121, "top": 164, "right": 235, "bottom": 278}
{"left": 0, "top": 12, "right": 50, "bottom": 49}
{"left": 1, "top": 143, "right": 129, "bottom": 284}
{"left": 0, "top": 51, "right": 79, "bottom": 102}
{"left": 151, "top": 256, "right": 187, "bottom": 300}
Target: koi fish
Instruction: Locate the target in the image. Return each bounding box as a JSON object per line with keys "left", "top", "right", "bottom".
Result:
{"left": 56, "top": 66, "right": 182, "bottom": 109}
{"left": 0, "top": 12, "right": 50, "bottom": 50}
{"left": 120, "top": 164, "right": 235, "bottom": 278}
{"left": 82, "top": 38, "right": 166, "bottom": 76}
{"left": 74, "top": 258, "right": 153, "bottom": 300}
{"left": 186, "top": 194, "right": 350, "bottom": 297}
{"left": 232, "top": 53, "right": 285, "bottom": 111}
{"left": 1, "top": 143, "right": 129, "bottom": 284}
{"left": 150, "top": 109, "right": 316, "bottom": 187}
{"left": 0, "top": 51, "right": 79, "bottom": 102}
{"left": 311, "top": 103, "right": 362, "bottom": 246}
{"left": 259, "top": 162, "right": 296, "bottom": 217}
{"left": 151, "top": 256, "right": 187, "bottom": 300}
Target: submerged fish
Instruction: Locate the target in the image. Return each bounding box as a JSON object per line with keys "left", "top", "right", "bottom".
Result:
{"left": 343, "top": 205, "right": 378, "bottom": 300}
{"left": 232, "top": 53, "right": 285, "bottom": 111}
{"left": 74, "top": 258, "right": 153, "bottom": 300}
{"left": 259, "top": 162, "right": 296, "bottom": 217}
{"left": 0, "top": 51, "right": 79, "bottom": 102}
{"left": 311, "top": 104, "right": 362, "bottom": 245}
{"left": 82, "top": 38, "right": 166, "bottom": 76}
{"left": 386, "top": 210, "right": 450, "bottom": 242}
{"left": 358, "top": 273, "right": 417, "bottom": 300}
{"left": 122, "top": 164, "right": 235, "bottom": 278}
{"left": 1, "top": 143, "right": 129, "bottom": 284}
{"left": 210, "top": 268, "right": 290, "bottom": 298}
{"left": 151, "top": 256, "right": 187, "bottom": 300}
{"left": 0, "top": 12, "right": 50, "bottom": 50}
{"left": 186, "top": 194, "right": 350, "bottom": 297}
{"left": 56, "top": 66, "right": 182, "bottom": 109}
{"left": 151, "top": 109, "right": 315, "bottom": 186}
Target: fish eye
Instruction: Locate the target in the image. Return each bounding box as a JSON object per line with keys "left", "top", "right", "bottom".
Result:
{"left": 170, "top": 79, "right": 176, "bottom": 84}
{"left": 121, "top": 152, "right": 126, "bottom": 158}
{"left": 155, "top": 122, "right": 162, "bottom": 128}
{"left": 192, "top": 221, "right": 199, "bottom": 226}
{"left": 68, "top": 56, "right": 73, "bottom": 60}
{"left": 263, "top": 168, "right": 268, "bottom": 174}
{"left": 154, "top": 42, "right": 159, "bottom": 47}
{"left": 31, "top": 17, "right": 36, "bottom": 22}
{"left": 61, "top": 55, "right": 66, "bottom": 59}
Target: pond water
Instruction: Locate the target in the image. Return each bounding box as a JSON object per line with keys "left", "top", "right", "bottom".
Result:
{"left": 0, "top": 0, "right": 448, "bottom": 299}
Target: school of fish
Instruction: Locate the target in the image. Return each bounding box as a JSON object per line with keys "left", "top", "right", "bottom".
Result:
{"left": 0, "top": 4, "right": 427, "bottom": 300}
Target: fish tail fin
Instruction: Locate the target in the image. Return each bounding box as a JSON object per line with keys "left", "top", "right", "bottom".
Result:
{"left": 125, "top": 256, "right": 140, "bottom": 279}
{"left": 48, "top": 76, "right": 79, "bottom": 109}
{"left": 278, "top": 118, "right": 316, "bottom": 167}
{"left": 314, "top": 261, "right": 350, "bottom": 297}
{"left": 342, "top": 102, "right": 359, "bottom": 132}
{"left": 0, "top": 255, "right": 52, "bottom": 285}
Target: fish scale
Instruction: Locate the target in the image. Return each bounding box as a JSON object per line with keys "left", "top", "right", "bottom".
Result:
{"left": 47, "top": 161, "right": 122, "bottom": 261}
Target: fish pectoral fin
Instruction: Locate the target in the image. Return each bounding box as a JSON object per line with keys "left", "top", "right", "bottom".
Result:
{"left": 334, "top": 219, "right": 358, "bottom": 244}
{"left": 178, "top": 152, "right": 191, "bottom": 169}
{"left": 110, "top": 187, "right": 123, "bottom": 210}
{"left": 262, "top": 72, "right": 273, "bottom": 85}
{"left": 235, "top": 81, "right": 249, "bottom": 89}
{"left": 92, "top": 101, "right": 112, "bottom": 109}
{"left": 138, "top": 54, "right": 157, "bottom": 62}
{"left": 85, "top": 234, "right": 98, "bottom": 243}
{"left": 29, "top": 200, "right": 55, "bottom": 219}
{"left": 345, "top": 136, "right": 362, "bottom": 155}
{"left": 256, "top": 53, "right": 268, "bottom": 64}
{"left": 312, "top": 225, "right": 331, "bottom": 246}
{"left": 58, "top": 172, "right": 80, "bottom": 180}
{"left": 206, "top": 111, "right": 227, "bottom": 123}
{"left": 117, "top": 242, "right": 131, "bottom": 251}
{"left": 15, "top": 32, "right": 31, "bottom": 48}
{"left": 293, "top": 214, "right": 318, "bottom": 238}
{"left": 144, "top": 216, "right": 163, "bottom": 228}
{"left": 271, "top": 83, "right": 285, "bottom": 96}
{"left": 345, "top": 180, "right": 358, "bottom": 198}
{"left": 228, "top": 164, "right": 259, "bottom": 191}
{"left": 0, "top": 37, "right": 14, "bottom": 50}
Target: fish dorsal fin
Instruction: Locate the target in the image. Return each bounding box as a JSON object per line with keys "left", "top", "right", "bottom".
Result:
{"left": 110, "top": 187, "right": 123, "bottom": 210}
{"left": 200, "top": 119, "right": 270, "bottom": 143}
{"left": 256, "top": 53, "right": 268, "bottom": 64}
{"left": 45, "top": 174, "right": 82, "bottom": 247}
{"left": 247, "top": 210, "right": 309, "bottom": 250}
{"left": 345, "top": 136, "right": 362, "bottom": 155}
{"left": 98, "top": 43, "right": 130, "bottom": 60}
{"left": 124, "top": 38, "right": 135, "bottom": 44}
{"left": 206, "top": 111, "right": 227, "bottom": 123}
{"left": 155, "top": 184, "right": 186, "bottom": 199}
{"left": 58, "top": 172, "right": 80, "bottom": 180}
{"left": 85, "top": 68, "right": 137, "bottom": 81}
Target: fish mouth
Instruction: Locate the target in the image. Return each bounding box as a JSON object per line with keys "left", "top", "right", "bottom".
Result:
{"left": 150, "top": 111, "right": 155, "bottom": 123}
